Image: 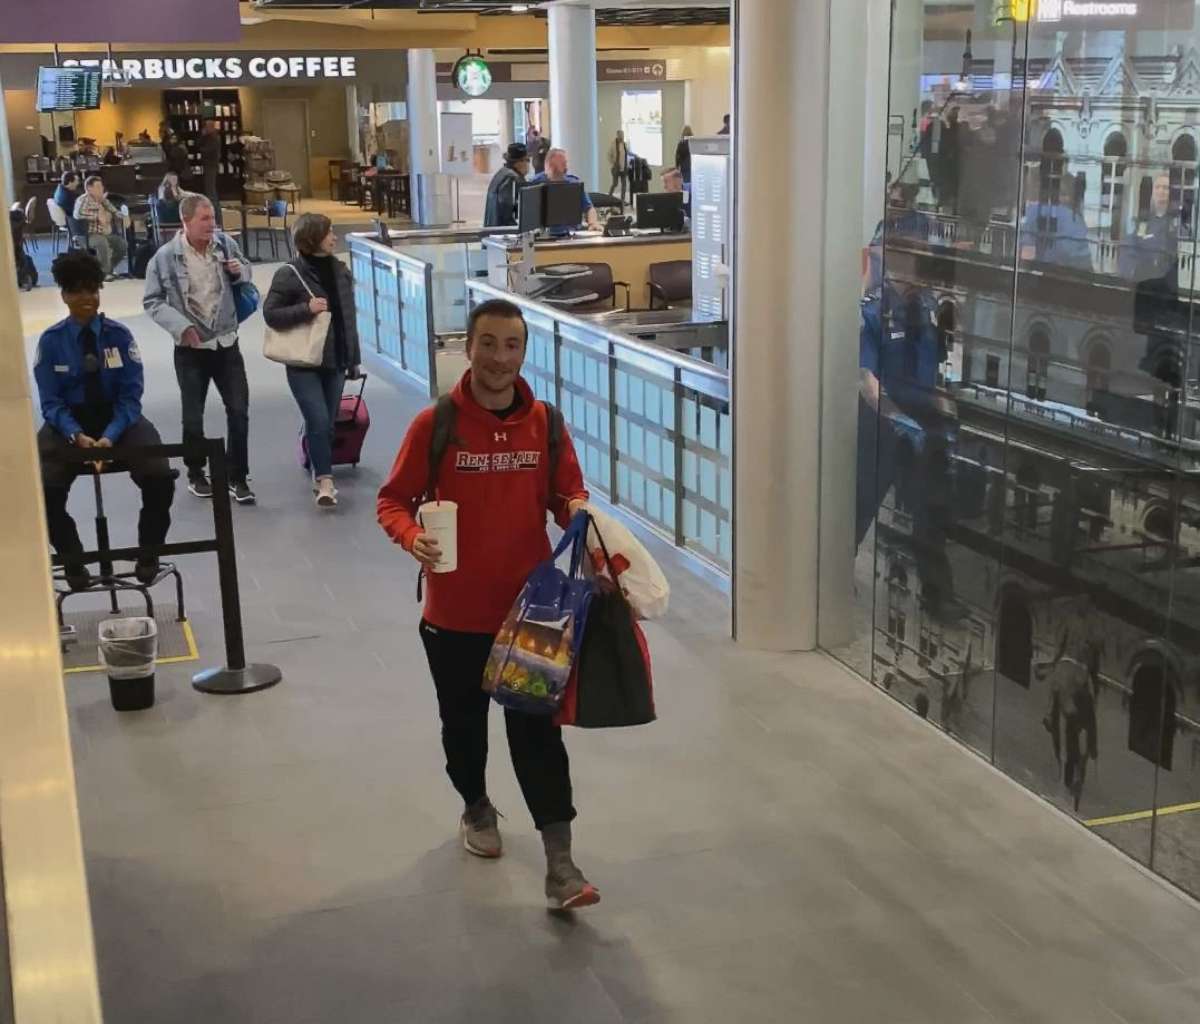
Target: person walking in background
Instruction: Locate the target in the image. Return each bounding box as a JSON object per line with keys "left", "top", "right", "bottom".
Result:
{"left": 263, "top": 213, "right": 360, "bottom": 509}
{"left": 377, "top": 298, "right": 599, "bottom": 911}
{"left": 154, "top": 172, "right": 185, "bottom": 227}
{"left": 143, "top": 194, "right": 255, "bottom": 504}
{"left": 675, "top": 125, "right": 694, "bottom": 186}
{"left": 73, "top": 176, "right": 128, "bottom": 279}
{"left": 607, "top": 129, "right": 630, "bottom": 204}
{"left": 717, "top": 113, "right": 730, "bottom": 135}
{"left": 198, "top": 119, "right": 222, "bottom": 227}
{"left": 163, "top": 131, "right": 192, "bottom": 186}
{"left": 483, "top": 143, "right": 530, "bottom": 228}
{"left": 532, "top": 132, "right": 551, "bottom": 175}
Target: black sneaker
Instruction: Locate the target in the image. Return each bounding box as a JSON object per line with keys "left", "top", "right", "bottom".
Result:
{"left": 230, "top": 480, "right": 257, "bottom": 505}
{"left": 63, "top": 563, "right": 93, "bottom": 592}
{"left": 134, "top": 558, "right": 160, "bottom": 585}
{"left": 188, "top": 473, "right": 213, "bottom": 499}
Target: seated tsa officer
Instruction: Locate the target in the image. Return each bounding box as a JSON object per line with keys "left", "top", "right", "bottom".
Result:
{"left": 34, "top": 251, "right": 176, "bottom": 590}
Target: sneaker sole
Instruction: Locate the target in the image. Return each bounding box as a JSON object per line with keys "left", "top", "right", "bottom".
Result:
{"left": 548, "top": 884, "right": 601, "bottom": 911}
{"left": 460, "top": 825, "right": 502, "bottom": 859}
{"left": 230, "top": 493, "right": 257, "bottom": 505}
{"left": 188, "top": 486, "right": 212, "bottom": 499}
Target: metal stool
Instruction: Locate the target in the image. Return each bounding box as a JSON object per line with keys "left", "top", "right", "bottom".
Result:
{"left": 54, "top": 468, "right": 186, "bottom": 633}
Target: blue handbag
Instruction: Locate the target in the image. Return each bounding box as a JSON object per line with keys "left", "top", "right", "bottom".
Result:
{"left": 220, "top": 240, "right": 260, "bottom": 323}
{"left": 483, "top": 511, "right": 595, "bottom": 715}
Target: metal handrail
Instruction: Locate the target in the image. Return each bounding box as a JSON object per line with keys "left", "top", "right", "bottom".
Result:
{"left": 347, "top": 227, "right": 517, "bottom": 249}
{"left": 465, "top": 279, "right": 730, "bottom": 399}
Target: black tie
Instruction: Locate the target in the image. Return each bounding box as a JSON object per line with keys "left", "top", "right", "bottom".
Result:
{"left": 80, "top": 325, "right": 106, "bottom": 410}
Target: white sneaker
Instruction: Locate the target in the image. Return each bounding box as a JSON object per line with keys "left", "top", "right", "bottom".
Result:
{"left": 314, "top": 478, "right": 338, "bottom": 509}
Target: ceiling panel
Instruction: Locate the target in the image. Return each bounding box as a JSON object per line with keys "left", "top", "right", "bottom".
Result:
{"left": 252, "top": 0, "right": 729, "bottom": 27}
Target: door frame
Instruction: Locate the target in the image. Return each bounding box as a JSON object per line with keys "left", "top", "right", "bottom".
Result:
{"left": 263, "top": 97, "right": 313, "bottom": 198}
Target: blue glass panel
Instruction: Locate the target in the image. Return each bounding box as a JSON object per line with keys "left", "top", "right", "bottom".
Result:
{"left": 720, "top": 411, "right": 732, "bottom": 456}
{"left": 682, "top": 398, "right": 698, "bottom": 440}
{"left": 616, "top": 370, "right": 629, "bottom": 408}
{"left": 683, "top": 450, "right": 698, "bottom": 492}
{"left": 700, "top": 458, "right": 717, "bottom": 502}
{"left": 700, "top": 405, "right": 718, "bottom": 449}
{"left": 662, "top": 438, "right": 675, "bottom": 481}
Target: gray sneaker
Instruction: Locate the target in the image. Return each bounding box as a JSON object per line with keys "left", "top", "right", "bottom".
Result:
{"left": 543, "top": 822, "right": 600, "bottom": 911}
{"left": 460, "top": 797, "right": 502, "bottom": 859}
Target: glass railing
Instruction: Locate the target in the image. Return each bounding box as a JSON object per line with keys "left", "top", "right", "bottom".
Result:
{"left": 465, "top": 279, "right": 732, "bottom": 570}
{"left": 348, "top": 228, "right": 517, "bottom": 397}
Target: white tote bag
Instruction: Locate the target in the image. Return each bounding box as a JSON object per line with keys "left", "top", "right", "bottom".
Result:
{"left": 263, "top": 264, "right": 331, "bottom": 368}
{"left": 584, "top": 504, "right": 670, "bottom": 620}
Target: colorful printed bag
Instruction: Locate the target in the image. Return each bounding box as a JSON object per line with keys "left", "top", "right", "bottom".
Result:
{"left": 483, "top": 511, "right": 595, "bottom": 715}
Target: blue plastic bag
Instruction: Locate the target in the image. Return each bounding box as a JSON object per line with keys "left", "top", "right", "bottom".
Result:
{"left": 483, "top": 511, "right": 595, "bottom": 715}
{"left": 232, "top": 280, "right": 260, "bottom": 324}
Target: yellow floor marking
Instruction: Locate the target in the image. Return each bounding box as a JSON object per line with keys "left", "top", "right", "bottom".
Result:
{"left": 1085, "top": 801, "right": 1200, "bottom": 828}
{"left": 64, "top": 618, "right": 199, "bottom": 675}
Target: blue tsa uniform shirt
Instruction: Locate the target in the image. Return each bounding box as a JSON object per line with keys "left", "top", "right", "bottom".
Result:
{"left": 34, "top": 314, "right": 144, "bottom": 443}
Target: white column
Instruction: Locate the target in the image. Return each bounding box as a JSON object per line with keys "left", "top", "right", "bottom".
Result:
{"left": 862, "top": 0, "right": 891, "bottom": 243}
{"left": 345, "top": 84, "right": 363, "bottom": 165}
{"left": 732, "top": 0, "right": 867, "bottom": 650}
{"left": 407, "top": 48, "right": 443, "bottom": 224}
{"left": 548, "top": 1, "right": 599, "bottom": 191}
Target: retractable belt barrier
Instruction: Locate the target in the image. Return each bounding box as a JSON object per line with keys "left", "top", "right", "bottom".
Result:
{"left": 47, "top": 439, "right": 283, "bottom": 696}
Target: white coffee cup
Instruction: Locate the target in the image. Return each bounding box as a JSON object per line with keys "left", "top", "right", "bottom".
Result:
{"left": 418, "top": 500, "right": 458, "bottom": 573}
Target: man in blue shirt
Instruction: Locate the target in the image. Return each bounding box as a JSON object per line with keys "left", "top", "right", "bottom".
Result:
{"left": 34, "top": 251, "right": 175, "bottom": 590}
{"left": 529, "top": 147, "right": 599, "bottom": 237}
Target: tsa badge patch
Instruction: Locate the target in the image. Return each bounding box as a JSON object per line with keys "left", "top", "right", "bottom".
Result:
{"left": 127, "top": 339, "right": 143, "bottom": 364}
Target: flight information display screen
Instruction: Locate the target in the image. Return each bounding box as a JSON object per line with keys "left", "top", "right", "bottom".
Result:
{"left": 36, "top": 67, "right": 102, "bottom": 112}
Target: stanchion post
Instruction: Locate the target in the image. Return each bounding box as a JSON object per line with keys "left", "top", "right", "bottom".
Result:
{"left": 192, "top": 440, "right": 282, "bottom": 696}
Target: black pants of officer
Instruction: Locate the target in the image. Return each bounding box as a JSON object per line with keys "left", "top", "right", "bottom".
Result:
{"left": 38, "top": 418, "right": 176, "bottom": 567}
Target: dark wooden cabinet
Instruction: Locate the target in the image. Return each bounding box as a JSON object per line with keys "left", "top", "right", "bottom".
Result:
{"left": 163, "top": 88, "right": 244, "bottom": 199}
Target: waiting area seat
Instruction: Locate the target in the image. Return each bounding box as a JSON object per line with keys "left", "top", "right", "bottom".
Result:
{"left": 539, "top": 261, "right": 630, "bottom": 312}
{"left": 648, "top": 259, "right": 692, "bottom": 309}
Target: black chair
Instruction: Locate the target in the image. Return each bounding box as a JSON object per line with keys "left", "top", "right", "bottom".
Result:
{"left": 540, "top": 262, "right": 630, "bottom": 312}
{"left": 100, "top": 164, "right": 139, "bottom": 197}
{"left": 589, "top": 191, "right": 624, "bottom": 221}
{"left": 648, "top": 259, "right": 692, "bottom": 309}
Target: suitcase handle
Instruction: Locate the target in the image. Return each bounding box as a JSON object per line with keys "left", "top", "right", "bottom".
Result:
{"left": 345, "top": 371, "right": 367, "bottom": 418}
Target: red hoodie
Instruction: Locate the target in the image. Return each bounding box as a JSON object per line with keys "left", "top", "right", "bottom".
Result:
{"left": 377, "top": 372, "right": 589, "bottom": 634}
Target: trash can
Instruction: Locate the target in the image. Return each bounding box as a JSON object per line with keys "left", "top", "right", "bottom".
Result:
{"left": 97, "top": 617, "right": 158, "bottom": 711}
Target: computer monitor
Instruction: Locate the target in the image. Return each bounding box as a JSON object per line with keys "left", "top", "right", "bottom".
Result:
{"left": 518, "top": 182, "right": 546, "bottom": 234}
{"left": 544, "top": 181, "right": 584, "bottom": 231}
{"left": 636, "top": 191, "right": 686, "bottom": 233}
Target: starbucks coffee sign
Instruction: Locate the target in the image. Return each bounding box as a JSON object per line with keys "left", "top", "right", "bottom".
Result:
{"left": 60, "top": 53, "right": 358, "bottom": 84}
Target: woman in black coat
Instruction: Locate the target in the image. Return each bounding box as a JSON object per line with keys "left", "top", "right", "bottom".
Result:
{"left": 262, "top": 213, "right": 361, "bottom": 508}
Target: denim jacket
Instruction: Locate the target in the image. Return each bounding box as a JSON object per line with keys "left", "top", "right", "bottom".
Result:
{"left": 143, "top": 230, "right": 252, "bottom": 347}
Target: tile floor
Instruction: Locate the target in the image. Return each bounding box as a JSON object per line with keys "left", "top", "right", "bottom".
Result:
{"left": 20, "top": 280, "right": 1200, "bottom": 1023}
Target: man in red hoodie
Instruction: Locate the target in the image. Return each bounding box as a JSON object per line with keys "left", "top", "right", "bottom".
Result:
{"left": 378, "top": 298, "right": 599, "bottom": 910}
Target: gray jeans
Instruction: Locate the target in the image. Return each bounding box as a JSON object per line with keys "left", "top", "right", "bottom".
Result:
{"left": 88, "top": 233, "right": 128, "bottom": 275}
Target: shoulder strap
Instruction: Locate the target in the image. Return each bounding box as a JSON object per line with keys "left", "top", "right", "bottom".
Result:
{"left": 424, "top": 394, "right": 458, "bottom": 503}
{"left": 286, "top": 262, "right": 316, "bottom": 299}
{"left": 543, "top": 400, "right": 564, "bottom": 488}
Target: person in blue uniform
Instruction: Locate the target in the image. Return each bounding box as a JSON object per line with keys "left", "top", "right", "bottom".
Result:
{"left": 34, "top": 251, "right": 175, "bottom": 590}
{"left": 528, "top": 148, "right": 599, "bottom": 237}
{"left": 857, "top": 272, "right": 959, "bottom": 620}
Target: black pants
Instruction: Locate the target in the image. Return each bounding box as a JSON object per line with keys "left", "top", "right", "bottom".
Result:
{"left": 419, "top": 620, "right": 576, "bottom": 831}
{"left": 174, "top": 342, "right": 250, "bottom": 482}
{"left": 38, "top": 418, "right": 175, "bottom": 563}
{"left": 609, "top": 168, "right": 628, "bottom": 203}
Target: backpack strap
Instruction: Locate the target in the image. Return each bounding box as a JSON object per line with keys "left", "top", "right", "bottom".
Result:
{"left": 543, "top": 400, "right": 564, "bottom": 496}
{"left": 424, "top": 393, "right": 459, "bottom": 505}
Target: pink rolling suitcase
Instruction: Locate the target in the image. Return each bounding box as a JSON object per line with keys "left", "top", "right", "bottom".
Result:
{"left": 298, "top": 374, "right": 370, "bottom": 470}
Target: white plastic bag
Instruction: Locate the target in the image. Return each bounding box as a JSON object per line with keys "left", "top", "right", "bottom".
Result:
{"left": 584, "top": 504, "right": 670, "bottom": 620}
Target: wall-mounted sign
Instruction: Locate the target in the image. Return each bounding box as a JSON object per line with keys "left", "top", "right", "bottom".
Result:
{"left": 1037, "top": 0, "right": 1138, "bottom": 18}
{"left": 998, "top": 0, "right": 1187, "bottom": 28}
{"left": 453, "top": 55, "right": 493, "bottom": 97}
{"left": 60, "top": 54, "right": 358, "bottom": 85}
{"left": 598, "top": 60, "right": 667, "bottom": 82}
